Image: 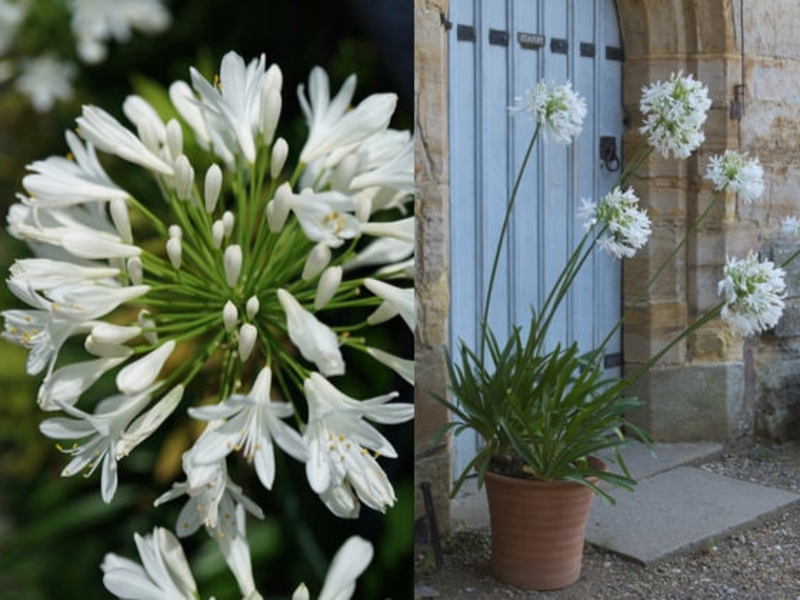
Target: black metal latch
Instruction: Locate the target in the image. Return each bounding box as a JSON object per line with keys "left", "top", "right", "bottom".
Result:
{"left": 599, "top": 136, "right": 620, "bottom": 172}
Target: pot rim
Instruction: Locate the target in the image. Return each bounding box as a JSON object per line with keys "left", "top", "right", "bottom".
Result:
{"left": 485, "top": 455, "right": 608, "bottom": 489}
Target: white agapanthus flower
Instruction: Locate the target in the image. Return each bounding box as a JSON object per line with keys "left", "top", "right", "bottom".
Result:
{"left": 13, "top": 55, "right": 76, "bottom": 112}
{"left": 292, "top": 536, "right": 374, "bottom": 600}
{"left": 639, "top": 71, "right": 711, "bottom": 159}
{"left": 719, "top": 251, "right": 786, "bottom": 336}
{"left": 188, "top": 366, "right": 308, "bottom": 489}
{"left": 38, "top": 388, "right": 179, "bottom": 503}
{"left": 579, "top": 186, "right": 652, "bottom": 259}
{"left": 510, "top": 80, "right": 587, "bottom": 144}
{"left": 303, "top": 373, "right": 414, "bottom": 518}
{"left": 3, "top": 49, "right": 412, "bottom": 598}
{"left": 101, "top": 527, "right": 199, "bottom": 600}
{"left": 69, "top": 0, "right": 172, "bottom": 64}
{"left": 781, "top": 216, "right": 800, "bottom": 236}
{"left": 154, "top": 450, "right": 265, "bottom": 539}
{"left": 705, "top": 150, "right": 765, "bottom": 203}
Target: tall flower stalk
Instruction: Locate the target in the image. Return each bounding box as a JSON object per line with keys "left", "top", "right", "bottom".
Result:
{"left": 3, "top": 50, "right": 413, "bottom": 598}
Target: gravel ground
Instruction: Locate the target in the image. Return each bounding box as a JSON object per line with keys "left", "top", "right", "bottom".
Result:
{"left": 415, "top": 440, "right": 800, "bottom": 599}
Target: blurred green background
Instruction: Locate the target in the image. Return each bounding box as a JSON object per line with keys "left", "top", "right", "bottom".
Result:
{"left": 0, "top": 1, "right": 413, "bottom": 598}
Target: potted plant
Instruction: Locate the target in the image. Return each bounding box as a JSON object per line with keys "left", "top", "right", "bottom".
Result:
{"left": 434, "top": 73, "right": 789, "bottom": 590}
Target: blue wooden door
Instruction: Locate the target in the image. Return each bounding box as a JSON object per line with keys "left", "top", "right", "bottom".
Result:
{"left": 448, "top": 0, "right": 625, "bottom": 477}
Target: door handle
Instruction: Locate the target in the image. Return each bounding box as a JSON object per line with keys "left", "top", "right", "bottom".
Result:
{"left": 599, "top": 136, "right": 620, "bottom": 172}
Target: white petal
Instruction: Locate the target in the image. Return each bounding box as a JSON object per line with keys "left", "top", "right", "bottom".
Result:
{"left": 116, "top": 340, "right": 176, "bottom": 395}
{"left": 278, "top": 288, "right": 344, "bottom": 376}
{"left": 319, "top": 536, "right": 374, "bottom": 600}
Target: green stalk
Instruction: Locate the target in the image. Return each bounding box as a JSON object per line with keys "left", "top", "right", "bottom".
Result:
{"left": 480, "top": 123, "right": 541, "bottom": 362}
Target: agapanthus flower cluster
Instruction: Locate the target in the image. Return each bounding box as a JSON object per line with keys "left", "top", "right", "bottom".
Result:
{"left": 705, "top": 150, "right": 765, "bottom": 204}
{"left": 781, "top": 216, "right": 800, "bottom": 236}
{"left": 639, "top": 71, "right": 711, "bottom": 159}
{"left": 718, "top": 251, "right": 786, "bottom": 336}
{"left": 3, "top": 50, "right": 413, "bottom": 598}
{"left": 510, "top": 80, "right": 587, "bottom": 144}
{"left": 0, "top": 0, "right": 171, "bottom": 111}
{"left": 579, "top": 186, "right": 652, "bottom": 260}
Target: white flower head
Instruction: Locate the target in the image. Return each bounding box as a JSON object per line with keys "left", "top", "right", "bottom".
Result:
{"left": 639, "top": 71, "right": 711, "bottom": 159}
{"left": 298, "top": 67, "right": 397, "bottom": 166}
{"left": 101, "top": 527, "right": 197, "bottom": 600}
{"left": 154, "top": 451, "right": 264, "bottom": 538}
{"left": 705, "top": 150, "right": 765, "bottom": 203}
{"left": 719, "top": 251, "right": 786, "bottom": 336}
{"left": 188, "top": 51, "right": 277, "bottom": 165}
{"left": 188, "top": 366, "right": 308, "bottom": 489}
{"left": 293, "top": 535, "right": 374, "bottom": 600}
{"left": 510, "top": 80, "right": 587, "bottom": 144}
{"left": 781, "top": 216, "right": 800, "bottom": 236}
{"left": 14, "top": 55, "right": 76, "bottom": 112}
{"left": 70, "top": 0, "right": 172, "bottom": 64}
{"left": 582, "top": 187, "right": 652, "bottom": 260}
{"left": 303, "top": 373, "right": 412, "bottom": 517}
{"left": 39, "top": 390, "right": 153, "bottom": 502}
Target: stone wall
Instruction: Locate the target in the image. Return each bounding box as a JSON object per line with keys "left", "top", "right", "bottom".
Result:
{"left": 738, "top": 1, "right": 800, "bottom": 440}
{"left": 414, "top": 0, "right": 452, "bottom": 540}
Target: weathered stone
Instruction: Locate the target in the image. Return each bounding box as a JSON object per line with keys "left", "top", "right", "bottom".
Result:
{"left": 414, "top": 441, "right": 452, "bottom": 538}
{"left": 626, "top": 362, "right": 748, "bottom": 443}
{"left": 754, "top": 346, "right": 800, "bottom": 440}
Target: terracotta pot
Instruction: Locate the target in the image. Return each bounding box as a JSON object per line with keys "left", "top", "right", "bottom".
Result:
{"left": 484, "top": 457, "right": 605, "bottom": 590}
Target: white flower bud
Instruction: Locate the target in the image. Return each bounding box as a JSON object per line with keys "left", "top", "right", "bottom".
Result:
{"left": 265, "top": 63, "right": 283, "bottom": 93}
{"left": 270, "top": 138, "right": 289, "bottom": 179}
{"left": 90, "top": 323, "right": 142, "bottom": 345}
{"left": 246, "top": 295, "right": 260, "bottom": 319}
{"left": 137, "top": 118, "right": 161, "bottom": 153}
{"left": 267, "top": 182, "right": 292, "bottom": 232}
{"left": 314, "top": 266, "right": 343, "bottom": 310}
{"left": 168, "top": 224, "right": 182, "bottom": 239}
{"left": 260, "top": 87, "right": 282, "bottom": 146}
{"left": 302, "top": 242, "right": 332, "bottom": 280}
{"left": 138, "top": 310, "right": 158, "bottom": 344}
{"left": 212, "top": 220, "right": 225, "bottom": 248}
{"left": 166, "top": 118, "right": 183, "bottom": 161}
{"left": 166, "top": 236, "right": 182, "bottom": 269}
{"left": 84, "top": 336, "right": 135, "bottom": 359}
{"left": 238, "top": 323, "right": 257, "bottom": 361}
{"left": 292, "top": 583, "right": 310, "bottom": 600}
{"left": 224, "top": 244, "right": 243, "bottom": 287}
{"left": 116, "top": 340, "right": 176, "bottom": 395}
{"left": 204, "top": 163, "right": 222, "bottom": 213}
{"left": 110, "top": 198, "right": 132, "bottom": 243}
{"left": 127, "top": 256, "right": 144, "bottom": 285}
{"left": 222, "top": 211, "right": 235, "bottom": 237}
{"left": 174, "top": 154, "right": 195, "bottom": 201}
{"left": 223, "top": 300, "right": 239, "bottom": 332}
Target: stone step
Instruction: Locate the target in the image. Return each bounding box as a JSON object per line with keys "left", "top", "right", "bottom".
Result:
{"left": 586, "top": 466, "right": 800, "bottom": 564}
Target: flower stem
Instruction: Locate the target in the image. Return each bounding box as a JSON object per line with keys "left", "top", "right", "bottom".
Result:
{"left": 480, "top": 122, "right": 541, "bottom": 361}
